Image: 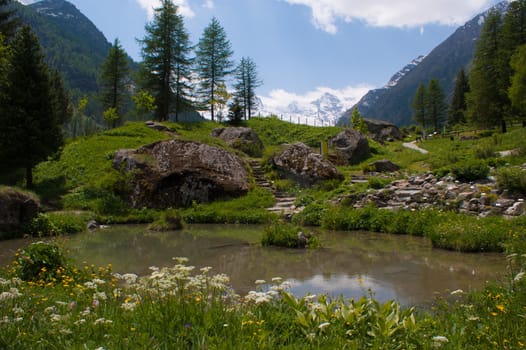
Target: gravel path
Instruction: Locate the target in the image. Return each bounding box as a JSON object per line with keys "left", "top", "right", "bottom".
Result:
{"left": 402, "top": 141, "right": 429, "bottom": 154}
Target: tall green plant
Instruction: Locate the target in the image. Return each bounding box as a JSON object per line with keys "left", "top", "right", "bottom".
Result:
{"left": 195, "top": 17, "right": 234, "bottom": 121}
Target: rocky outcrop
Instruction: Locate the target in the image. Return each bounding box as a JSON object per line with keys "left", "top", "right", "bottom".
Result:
{"left": 364, "top": 118, "right": 402, "bottom": 143}
{"left": 0, "top": 187, "right": 40, "bottom": 233}
{"left": 113, "top": 139, "right": 249, "bottom": 208}
{"left": 339, "top": 173, "right": 526, "bottom": 217}
{"left": 328, "top": 129, "right": 370, "bottom": 165}
{"left": 369, "top": 159, "right": 400, "bottom": 173}
{"left": 211, "top": 127, "right": 264, "bottom": 157}
{"left": 271, "top": 142, "right": 343, "bottom": 186}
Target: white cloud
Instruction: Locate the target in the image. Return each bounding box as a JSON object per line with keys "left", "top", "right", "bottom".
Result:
{"left": 135, "top": 0, "right": 195, "bottom": 19}
{"left": 202, "top": 0, "right": 215, "bottom": 9}
{"left": 260, "top": 84, "right": 372, "bottom": 114}
{"left": 283, "top": 0, "right": 494, "bottom": 33}
{"left": 17, "top": 0, "right": 38, "bottom": 4}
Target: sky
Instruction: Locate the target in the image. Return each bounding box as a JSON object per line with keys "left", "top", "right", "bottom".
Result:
{"left": 19, "top": 0, "right": 503, "bottom": 114}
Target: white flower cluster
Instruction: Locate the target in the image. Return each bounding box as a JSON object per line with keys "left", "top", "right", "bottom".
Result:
{"left": 244, "top": 277, "right": 291, "bottom": 304}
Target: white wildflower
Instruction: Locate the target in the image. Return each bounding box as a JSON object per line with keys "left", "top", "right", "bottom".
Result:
{"left": 121, "top": 273, "right": 139, "bottom": 284}
{"left": 121, "top": 302, "right": 137, "bottom": 311}
{"left": 55, "top": 301, "right": 67, "bottom": 306}
{"left": 0, "top": 316, "right": 9, "bottom": 324}
{"left": 468, "top": 316, "right": 480, "bottom": 321}
{"left": 94, "top": 318, "right": 112, "bottom": 325}
{"left": 45, "top": 306, "right": 57, "bottom": 314}
{"left": 318, "top": 322, "right": 330, "bottom": 330}
{"left": 305, "top": 294, "right": 317, "bottom": 302}
{"left": 12, "top": 306, "right": 24, "bottom": 315}
{"left": 173, "top": 257, "right": 189, "bottom": 264}
{"left": 514, "top": 271, "right": 524, "bottom": 282}
{"left": 450, "top": 289, "right": 464, "bottom": 295}
{"left": 92, "top": 278, "right": 106, "bottom": 285}
{"left": 59, "top": 328, "right": 72, "bottom": 335}
{"left": 432, "top": 336, "right": 449, "bottom": 347}
{"left": 271, "top": 277, "right": 282, "bottom": 283}
{"left": 81, "top": 307, "right": 91, "bottom": 316}
{"left": 83, "top": 281, "right": 96, "bottom": 290}
{"left": 0, "top": 278, "right": 8, "bottom": 286}
{"left": 200, "top": 266, "right": 212, "bottom": 274}
{"left": 255, "top": 279, "right": 266, "bottom": 285}
{"left": 50, "top": 314, "right": 62, "bottom": 322}
{"left": 74, "top": 319, "right": 86, "bottom": 326}
{"left": 14, "top": 317, "right": 23, "bottom": 323}
{"left": 93, "top": 291, "right": 108, "bottom": 301}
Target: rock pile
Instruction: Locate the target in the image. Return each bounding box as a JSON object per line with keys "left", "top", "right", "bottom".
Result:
{"left": 341, "top": 173, "right": 525, "bottom": 217}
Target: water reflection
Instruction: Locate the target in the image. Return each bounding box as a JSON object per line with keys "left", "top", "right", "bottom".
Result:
{"left": 0, "top": 224, "right": 505, "bottom": 306}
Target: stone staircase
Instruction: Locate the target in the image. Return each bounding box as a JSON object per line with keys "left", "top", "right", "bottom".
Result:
{"left": 248, "top": 159, "right": 300, "bottom": 218}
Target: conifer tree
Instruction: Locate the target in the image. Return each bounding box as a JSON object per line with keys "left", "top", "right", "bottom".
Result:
{"left": 99, "top": 38, "right": 130, "bottom": 127}
{"left": 195, "top": 17, "right": 234, "bottom": 121}
{"left": 448, "top": 69, "right": 469, "bottom": 126}
{"left": 425, "top": 79, "right": 447, "bottom": 132}
{"left": 467, "top": 10, "right": 508, "bottom": 132}
{"left": 509, "top": 44, "right": 526, "bottom": 125}
{"left": 412, "top": 83, "right": 427, "bottom": 131}
{"left": 233, "top": 57, "right": 262, "bottom": 120}
{"left": 350, "top": 107, "right": 367, "bottom": 134}
{"left": 0, "top": 0, "right": 19, "bottom": 40}
{"left": 0, "top": 26, "right": 71, "bottom": 188}
{"left": 138, "top": 0, "right": 193, "bottom": 122}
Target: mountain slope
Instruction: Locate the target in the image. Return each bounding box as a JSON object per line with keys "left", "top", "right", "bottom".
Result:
{"left": 14, "top": 0, "right": 111, "bottom": 95}
{"left": 340, "top": 1, "right": 509, "bottom": 127}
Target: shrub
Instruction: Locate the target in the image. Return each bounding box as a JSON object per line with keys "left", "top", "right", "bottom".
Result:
{"left": 367, "top": 177, "right": 390, "bottom": 190}
{"left": 497, "top": 167, "right": 526, "bottom": 196}
{"left": 292, "top": 202, "right": 326, "bottom": 226}
{"left": 14, "top": 241, "right": 72, "bottom": 281}
{"left": 451, "top": 160, "right": 490, "bottom": 182}
{"left": 474, "top": 142, "right": 496, "bottom": 159}
{"left": 148, "top": 209, "right": 184, "bottom": 231}
{"left": 261, "top": 220, "right": 319, "bottom": 248}
{"left": 26, "top": 212, "right": 90, "bottom": 237}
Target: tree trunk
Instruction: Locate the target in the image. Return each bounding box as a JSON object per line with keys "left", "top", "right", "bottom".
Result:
{"left": 26, "top": 166, "right": 33, "bottom": 189}
{"left": 501, "top": 119, "right": 507, "bottom": 133}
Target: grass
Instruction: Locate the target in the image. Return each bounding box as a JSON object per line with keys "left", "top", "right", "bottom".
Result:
{"left": 1, "top": 242, "right": 525, "bottom": 349}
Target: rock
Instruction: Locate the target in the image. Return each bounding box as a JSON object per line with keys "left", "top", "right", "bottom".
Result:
{"left": 505, "top": 202, "right": 525, "bottom": 216}
{"left": 363, "top": 118, "right": 403, "bottom": 143}
{"left": 271, "top": 142, "right": 343, "bottom": 186}
{"left": 297, "top": 231, "right": 308, "bottom": 248}
{"left": 211, "top": 127, "right": 264, "bottom": 157}
{"left": 113, "top": 139, "right": 249, "bottom": 209}
{"left": 328, "top": 129, "right": 370, "bottom": 165}
{"left": 145, "top": 121, "right": 174, "bottom": 133}
{"left": 0, "top": 187, "right": 40, "bottom": 233}
{"left": 369, "top": 159, "right": 400, "bottom": 173}
{"left": 87, "top": 220, "right": 98, "bottom": 230}
{"left": 495, "top": 198, "right": 515, "bottom": 209}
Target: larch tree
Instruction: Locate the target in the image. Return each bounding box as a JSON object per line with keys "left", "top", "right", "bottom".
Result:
{"left": 467, "top": 10, "right": 508, "bottom": 132}
{"left": 233, "top": 57, "right": 262, "bottom": 120}
{"left": 195, "top": 17, "right": 234, "bottom": 121}
{"left": 412, "top": 83, "right": 427, "bottom": 131}
{"left": 138, "top": 0, "right": 193, "bottom": 122}
{"left": 99, "top": 38, "right": 130, "bottom": 128}
{"left": 509, "top": 44, "right": 526, "bottom": 124}
{"left": 448, "top": 68, "right": 470, "bottom": 126}
{"left": 425, "top": 79, "right": 447, "bottom": 132}
{"left": 0, "top": 26, "right": 71, "bottom": 188}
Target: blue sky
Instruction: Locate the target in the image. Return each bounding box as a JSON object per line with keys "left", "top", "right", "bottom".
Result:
{"left": 20, "top": 0, "right": 502, "bottom": 113}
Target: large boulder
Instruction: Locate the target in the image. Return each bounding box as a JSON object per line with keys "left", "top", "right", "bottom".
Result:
{"left": 113, "top": 139, "right": 249, "bottom": 208}
{"left": 328, "top": 129, "right": 370, "bottom": 165}
{"left": 271, "top": 142, "right": 343, "bottom": 186}
{"left": 211, "top": 127, "right": 264, "bottom": 157}
{"left": 0, "top": 187, "right": 40, "bottom": 233}
{"left": 363, "top": 118, "right": 402, "bottom": 142}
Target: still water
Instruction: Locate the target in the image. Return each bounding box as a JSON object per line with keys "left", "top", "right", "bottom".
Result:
{"left": 1, "top": 224, "right": 506, "bottom": 306}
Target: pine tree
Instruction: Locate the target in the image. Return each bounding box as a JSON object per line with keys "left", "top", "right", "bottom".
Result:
{"left": 412, "top": 83, "right": 427, "bottom": 131}
{"left": 467, "top": 10, "right": 508, "bottom": 132}
{"left": 0, "top": 26, "right": 71, "bottom": 188}
{"left": 195, "top": 17, "right": 234, "bottom": 121}
{"left": 0, "top": 0, "right": 19, "bottom": 40}
{"left": 509, "top": 44, "right": 526, "bottom": 124}
{"left": 350, "top": 107, "right": 367, "bottom": 134}
{"left": 425, "top": 79, "right": 447, "bottom": 132}
{"left": 448, "top": 69, "right": 469, "bottom": 126}
{"left": 138, "top": 0, "right": 193, "bottom": 122}
{"left": 233, "top": 57, "right": 262, "bottom": 120}
{"left": 99, "top": 38, "right": 130, "bottom": 127}
{"left": 0, "top": 33, "right": 9, "bottom": 88}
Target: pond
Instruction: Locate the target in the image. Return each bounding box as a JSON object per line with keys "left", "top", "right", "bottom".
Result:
{"left": 1, "top": 224, "right": 506, "bottom": 306}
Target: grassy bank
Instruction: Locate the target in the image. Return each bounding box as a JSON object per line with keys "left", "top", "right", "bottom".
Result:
{"left": 0, "top": 242, "right": 524, "bottom": 349}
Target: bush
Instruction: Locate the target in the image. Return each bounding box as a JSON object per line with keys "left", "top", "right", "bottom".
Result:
{"left": 292, "top": 202, "right": 326, "bottom": 226}
{"left": 497, "top": 167, "right": 526, "bottom": 196}
{"left": 26, "top": 212, "right": 91, "bottom": 237}
{"left": 14, "top": 241, "right": 72, "bottom": 281}
{"left": 451, "top": 160, "right": 490, "bottom": 182}
{"left": 261, "top": 220, "right": 319, "bottom": 248}
{"left": 148, "top": 209, "right": 184, "bottom": 231}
